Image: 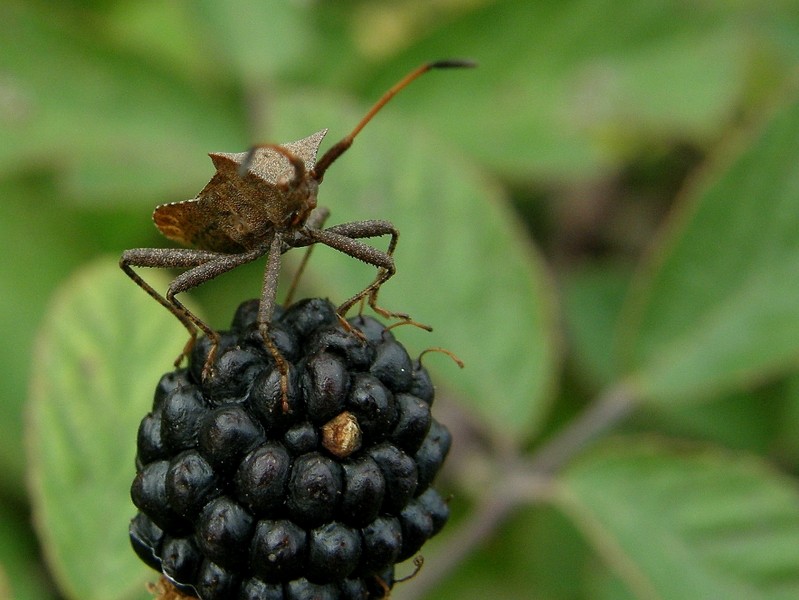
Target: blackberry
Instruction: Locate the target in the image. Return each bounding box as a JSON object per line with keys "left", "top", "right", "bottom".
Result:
{"left": 131, "top": 299, "right": 451, "bottom": 599}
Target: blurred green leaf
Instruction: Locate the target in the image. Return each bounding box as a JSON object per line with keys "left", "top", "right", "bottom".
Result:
{"left": 194, "top": 0, "right": 312, "bottom": 83}
{"left": 0, "top": 175, "right": 93, "bottom": 497}
{"left": 0, "top": 500, "right": 57, "bottom": 600}
{"left": 98, "top": 1, "right": 217, "bottom": 84}
{"left": 264, "top": 88, "right": 559, "bottom": 440}
{"left": 586, "top": 568, "right": 638, "bottom": 600}
{"left": 559, "top": 439, "right": 799, "bottom": 599}
{"left": 27, "top": 259, "right": 189, "bottom": 600}
{"left": 0, "top": 1, "right": 245, "bottom": 202}
{"left": 423, "top": 505, "right": 590, "bottom": 600}
{"left": 0, "top": 567, "right": 9, "bottom": 600}
{"left": 774, "top": 373, "right": 799, "bottom": 466}
{"left": 561, "top": 262, "right": 633, "bottom": 387}
{"left": 618, "top": 93, "right": 799, "bottom": 403}
{"left": 362, "top": 0, "right": 751, "bottom": 180}
{"left": 637, "top": 385, "right": 787, "bottom": 456}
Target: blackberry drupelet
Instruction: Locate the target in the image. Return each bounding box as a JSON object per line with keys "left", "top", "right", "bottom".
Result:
{"left": 130, "top": 298, "right": 451, "bottom": 599}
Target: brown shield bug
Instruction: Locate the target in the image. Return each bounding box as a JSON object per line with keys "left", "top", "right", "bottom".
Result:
{"left": 121, "top": 60, "right": 475, "bottom": 408}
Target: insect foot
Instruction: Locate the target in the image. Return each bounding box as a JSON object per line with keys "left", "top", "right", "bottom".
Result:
{"left": 120, "top": 59, "right": 474, "bottom": 409}
{"left": 131, "top": 298, "right": 453, "bottom": 600}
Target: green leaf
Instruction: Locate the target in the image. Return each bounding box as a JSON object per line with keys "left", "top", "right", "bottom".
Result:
{"left": 561, "top": 262, "right": 633, "bottom": 387}
{"left": 194, "top": 0, "right": 312, "bottom": 83}
{"left": 774, "top": 373, "right": 799, "bottom": 466}
{"left": 643, "top": 385, "right": 788, "bottom": 455}
{"left": 266, "top": 88, "right": 559, "bottom": 440}
{"left": 0, "top": 567, "right": 9, "bottom": 600}
{"left": 98, "top": 1, "right": 218, "bottom": 85}
{"left": 0, "top": 1, "right": 245, "bottom": 202}
{"left": 27, "top": 259, "right": 190, "bottom": 600}
{"left": 558, "top": 439, "right": 799, "bottom": 599}
{"left": 0, "top": 175, "right": 94, "bottom": 498}
{"left": 618, "top": 94, "right": 799, "bottom": 403}
{"left": 0, "top": 499, "right": 57, "bottom": 600}
{"left": 422, "top": 506, "right": 590, "bottom": 600}
{"left": 586, "top": 568, "right": 638, "bottom": 600}
{"left": 361, "top": 0, "right": 751, "bottom": 180}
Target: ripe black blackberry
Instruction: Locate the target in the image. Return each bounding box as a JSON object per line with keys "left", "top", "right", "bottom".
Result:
{"left": 130, "top": 298, "right": 452, "bottom": 599}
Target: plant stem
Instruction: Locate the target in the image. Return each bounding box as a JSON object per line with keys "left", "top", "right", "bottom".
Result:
{"left": 528, "top": 383, "right": 636, "bottom": 474}
{"left": 403, "top": 383, "right": 637, "bottom": 599}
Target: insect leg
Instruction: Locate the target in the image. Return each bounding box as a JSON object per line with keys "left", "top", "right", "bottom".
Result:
{"left": 302, "top": 220, "right": 429, "bottom": 329}
{"left": 120, "top": 248, "right": 229, "bottom": 365}
{"left": 305, "top": 206, "right": 332, "bottom": 232}
{"left": 258, "top": 233, "right": 292, "bottom": 412}
{"left": 283, "top": 207, "right": 331, "bottom": 306}
{"left": 166, "top": 246, "right": 269, "bottom": 377}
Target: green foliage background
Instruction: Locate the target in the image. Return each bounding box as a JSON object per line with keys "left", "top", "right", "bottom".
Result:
{"left": 4, "top": 0, "right": 799, "bottom": 598}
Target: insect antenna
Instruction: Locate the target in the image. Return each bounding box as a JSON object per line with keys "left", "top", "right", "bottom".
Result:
{"left": 311, "top": 59, "right": 476, "bottom": 182}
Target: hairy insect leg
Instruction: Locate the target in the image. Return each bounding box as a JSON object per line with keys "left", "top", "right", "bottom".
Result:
{"left": 258, "top": 233, "right": 292, "bottom": 412}
{"left": 120, "top": 248, "right": 231, "bottom": 366}
{"left": 305, "top": 220, "right": 431, "bottom": 331}
{"left": 120, "top": 246, "right": 269, "bottom": 376}
{"left": 166, "top": 246, "right": 269, "bottom": 378}
{"left": 283, "top": 207, "right": 330, "bottom": 307}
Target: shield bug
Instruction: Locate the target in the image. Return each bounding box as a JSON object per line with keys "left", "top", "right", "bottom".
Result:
{"left": 121, "top": 60, "right": 475, "bottom": 407}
